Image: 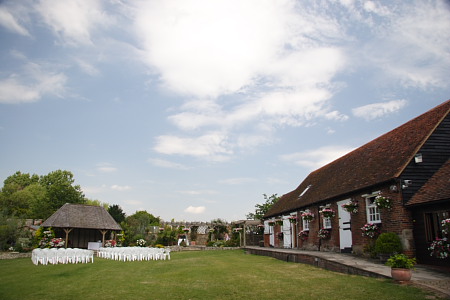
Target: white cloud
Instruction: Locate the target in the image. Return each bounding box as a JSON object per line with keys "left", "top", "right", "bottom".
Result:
{"left": 218, "top": 178, "right": 256, "bottom": 185}
{"left": 124, "top": 199, "right": 143, "bottom": 206}
{"left": 148, "top": 158, "right": 190, "bottom": 170}
{"left": 178, "top": 190, "right": 217, "bottom": 195}
{"left": 36, "top": 0, "right": 112, "bottom": 46}
{"left": 0, "top": 63, "right": 67, "bottom": 104}
{"left": 96, "top": 163, "right": 117, "bottom": 173}
{"left": 361, "top": 1, "right": 450, "bottom": 88}
{"left": 184, "top": 206, "right": 206, "bottom": 214}
{"left": 111, "top": 185, "right": 131, "bottom": 191}
{"left": 74, "top": 58, "right": 100, "bottom": 76}
{"left": 352, "top": 99, "right": 408, "bottom": 121}
{"left": 280, "top": 145, "right": 355, "bottom": 170}
{"left": 153, "top": 132, "right": 232, "bottom": 161}
{"left": 0, "top": 6, "right": 30, "bottom": 36}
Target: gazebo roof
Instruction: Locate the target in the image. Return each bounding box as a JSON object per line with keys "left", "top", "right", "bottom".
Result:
{"left": 42, "top": 203, "right": 122, "bottom": 230}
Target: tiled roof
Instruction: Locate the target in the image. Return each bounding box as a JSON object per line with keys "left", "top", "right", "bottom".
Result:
{"left": 42, "top": 203, "right": 122, "bottom": 230}
{"left": 406, "top": 159, "right": 450, "bottom": 206}
{"left": 265, "top": 99, "right": 450, "bottom": 218}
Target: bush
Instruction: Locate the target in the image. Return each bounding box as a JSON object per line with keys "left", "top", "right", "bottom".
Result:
{"left": 375, "top": 233, "right": 402, "bottom": 255}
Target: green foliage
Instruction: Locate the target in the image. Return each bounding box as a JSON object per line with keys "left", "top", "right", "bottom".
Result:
{"left": 386, "top": 254, "right": 417, "bottom": 269}
{"left": 246, "top": 193, "right": 280, "bottom": 220}
{"left": 85, "top": 199, "right": 109, "bottom": 209}
{"left": 0, "top": 170, "right": 86, "bottom": 220}
{"left": 125, "top": 211, "right": 160, "bottom": 243}
{"left": 375, "top": 232, "right": 403, "bottom": 255}
{"left": 0, "top": 213, "right": 21, "bottom": 251}
{"left": 39, "top": 170, "right": 86, "bottom": 215}
{"left": 108, "top": 204, "right": 126, "bottom": 223}
{"left": 156, "top": 226, "right": 177, "bottom": 246}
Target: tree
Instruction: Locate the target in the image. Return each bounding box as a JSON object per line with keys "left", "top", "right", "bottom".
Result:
{"left": 39, "top": 170, "right": 86, "bottom": 214}
{"left": 246, "top": 194, "right": 280, "bottom": 220}
{"left": 124, "top": 211, "right": 160, "bottom": 244}
{"left": 0, "top": 172, "right": 40, "bottom": 217}
{"left": 108, "top": 204, "right": 126, "bottom": 223}
{"left": 85, "top": 199, "right": 109, "bottom": 210}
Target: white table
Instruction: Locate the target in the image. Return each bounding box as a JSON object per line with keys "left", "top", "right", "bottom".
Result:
{"left": 88, "top": 242, "right": 102, "bottom": 250}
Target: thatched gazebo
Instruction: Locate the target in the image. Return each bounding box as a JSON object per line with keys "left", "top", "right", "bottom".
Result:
{"left": 41, "top": 203, "right": 122, "bottom": 248}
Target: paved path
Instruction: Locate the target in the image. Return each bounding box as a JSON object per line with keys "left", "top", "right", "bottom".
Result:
{"left": 245, "top": 247, "right": 450, "bottom": 298}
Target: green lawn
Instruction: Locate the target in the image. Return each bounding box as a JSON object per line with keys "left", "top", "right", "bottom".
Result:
{"left": 0, "top": 250, "right": 442, "bottom": 300}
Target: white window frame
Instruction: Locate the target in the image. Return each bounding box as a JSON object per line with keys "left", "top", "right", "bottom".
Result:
{"left": 365, "top": 192, "right": 381, "bottom": 224}
{"left": 302, "top": 219, "right": 310, "bottom": 231}
{"left": 322, "top": 217, "right": 332, "bottom": 229}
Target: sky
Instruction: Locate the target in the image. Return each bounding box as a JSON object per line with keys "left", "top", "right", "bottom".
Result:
{"left": 0, "top": 0, "right": 449, "bottom": 223}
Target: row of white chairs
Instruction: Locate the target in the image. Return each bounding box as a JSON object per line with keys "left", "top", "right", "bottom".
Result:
{"left": 97, "top": 247, "right": 171, "bottom": 262}
{"left": 32, "top": 248, "right": 94, "bottom": 265}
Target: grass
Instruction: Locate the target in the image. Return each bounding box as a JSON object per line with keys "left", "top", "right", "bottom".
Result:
{"left": 0, "top": 250, "right": 442, "bottom": 300}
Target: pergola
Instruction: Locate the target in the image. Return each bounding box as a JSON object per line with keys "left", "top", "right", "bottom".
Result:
{"left": 41, "top": 203, "right": 122, "bottom": 248}
{"left": 232, "top": 220, "right": 262, "bottom": 247}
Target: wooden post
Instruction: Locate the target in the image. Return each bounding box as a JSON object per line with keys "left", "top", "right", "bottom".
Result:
{"left": 243, "top": 223, "right": 247, "bottom": 247}
{"left": 63, "top": 228, "right": 73, "bottom": 248}
{"left": 99, "top": 230, "right": 108, "bottom": 247}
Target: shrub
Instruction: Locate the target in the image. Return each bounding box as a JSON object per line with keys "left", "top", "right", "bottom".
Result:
{"left": 375, "top": 232, "right": 402, "bottom": 255}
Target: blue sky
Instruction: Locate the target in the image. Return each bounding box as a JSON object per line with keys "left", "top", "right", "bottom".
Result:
{"left": 0, "top": 0, "right": 449, "bottom": 222}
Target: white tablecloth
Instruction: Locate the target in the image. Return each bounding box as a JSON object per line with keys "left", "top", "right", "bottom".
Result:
{"left": 88, "top": 242, "right": 102, "bottom": 250}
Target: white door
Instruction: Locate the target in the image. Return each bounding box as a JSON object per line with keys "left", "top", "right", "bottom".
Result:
{"left": 337, "top": 200, "right": 352, "bottom": 252}
{"left": 283, "top": 219, "right": 291, "bottom": 248}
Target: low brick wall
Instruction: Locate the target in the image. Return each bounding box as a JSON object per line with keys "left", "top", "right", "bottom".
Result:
{"left": 244, "top": 247, "right": 387, "bottom": 279}
{"left": 0, "top": 252, "right": 31, "bottom": 260}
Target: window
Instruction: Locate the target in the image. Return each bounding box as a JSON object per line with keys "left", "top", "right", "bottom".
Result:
{"left": 323, "top": 217, "right": 332, "bottom": 229}
{"left": 425, "top": 211, "right": 450, "bottom": 242}
{"left": 302, "top": 219, "right": 310, "bottom": 231}
{"left": 365, "top": 194, "right": 381, "bottom": 223}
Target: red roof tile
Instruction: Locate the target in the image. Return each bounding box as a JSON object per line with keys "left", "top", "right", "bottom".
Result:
{"left": 266, "top": 99, "right": 450, "bottom": 218}
{"left": 406, "top": 159, "right": 450, "bottom": 206}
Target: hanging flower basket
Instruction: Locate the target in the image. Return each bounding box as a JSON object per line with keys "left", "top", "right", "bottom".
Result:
{"left": 442, "top": 218, "right": 450, "bottom": 235}
{"left": 342, "top": 200, "right": 358, "bottom": 214}
{"left": 298, "top": 230, "right": 309, "bottom": 241}
{"left": 288, "top": 216, "right": 297, "bottom": 224}
{"left": 361, "top": 223, "right": 380, "bottom": 239}
{"left": 268, "top": 221, "right": 275, "bottom": 226}
{"left": 320, "top": 208, "right": 336, "bottom": 218}
{"left": 318, "top": 229, "right": 330, "bottom": 239}
{"left": 234, "top": 228, "right": 243, "bottom": 233}
{"left": 275, "top": 219, "right": 284, "bottom": 226}
{"left": 428, "top": 238, "right": 450, "bottom": 259}
{"left": 374, "top": 193, "right": 392, "bottom": 209}
{"left": 301, "top": 211, "right": 314, "bottom": 221}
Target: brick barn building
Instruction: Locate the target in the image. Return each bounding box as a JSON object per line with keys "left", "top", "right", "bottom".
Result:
{"left": 263, "top": 99, "right": 450, "bottom": 267}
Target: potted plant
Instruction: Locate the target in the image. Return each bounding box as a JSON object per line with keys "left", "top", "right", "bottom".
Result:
{"left": 374, "top": 232, "right": 402, "bottom": 262}
{"left": 385, "top": 254, "right": 416, "bottom": 281}
{"left": 288, "top": 216, "right": 297, "bottom": 224}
